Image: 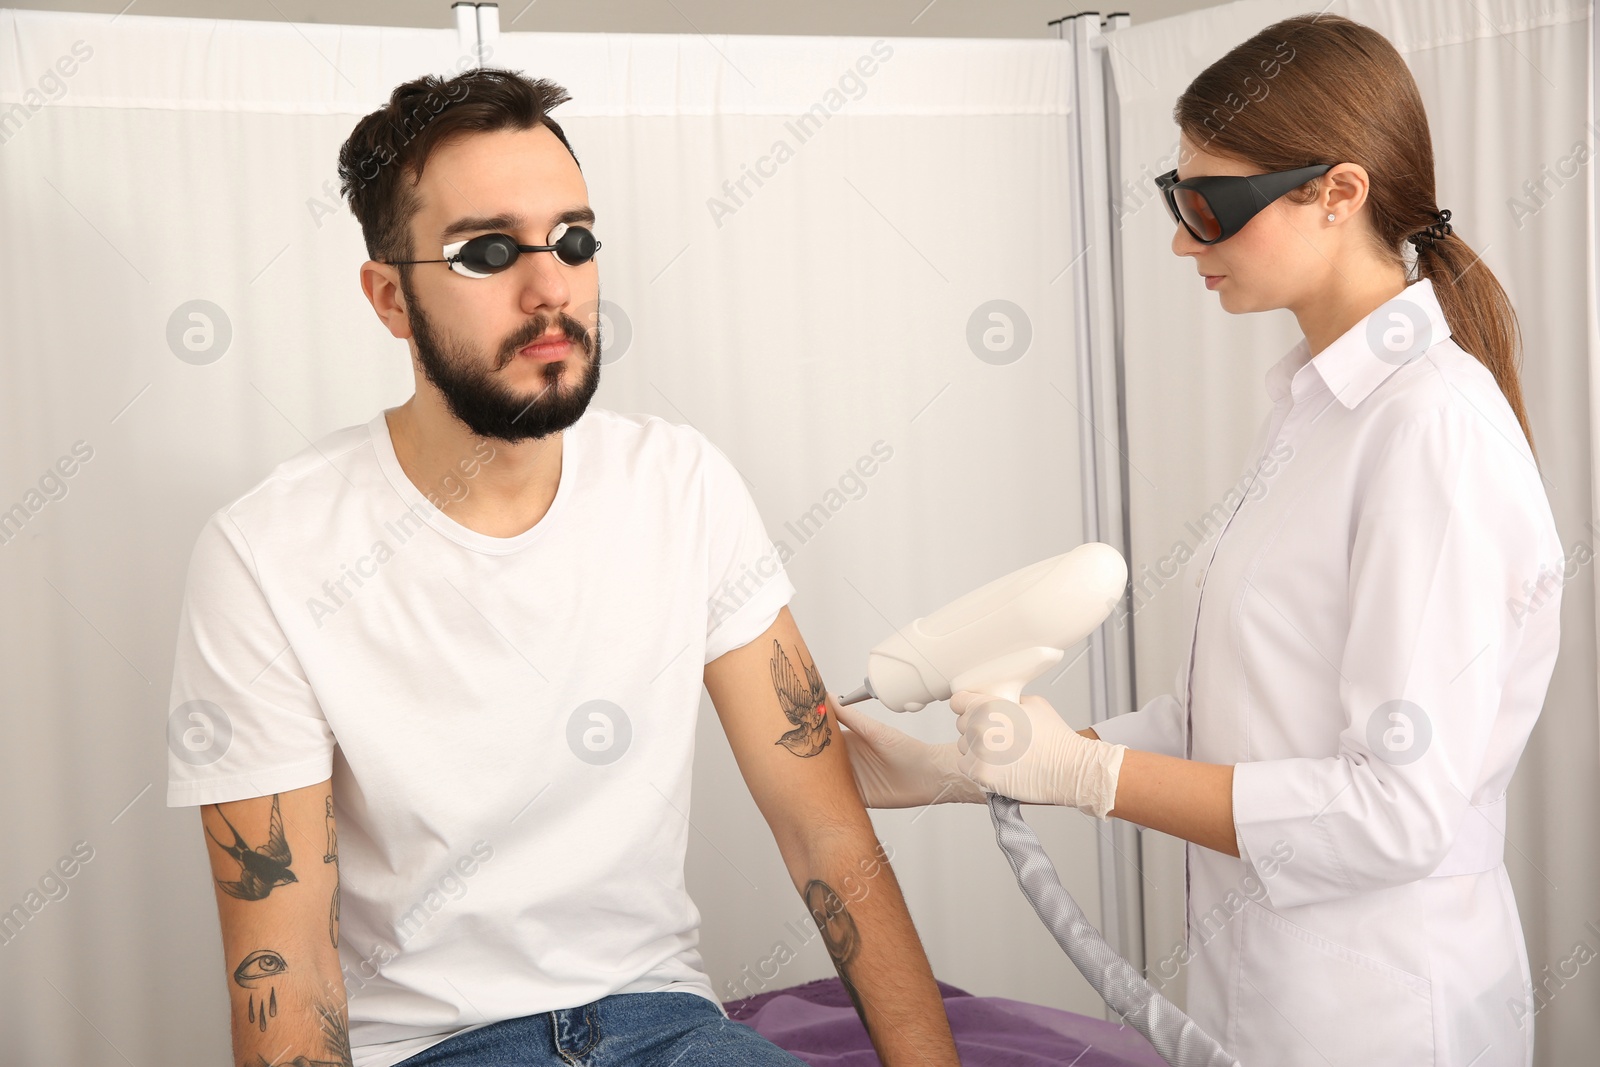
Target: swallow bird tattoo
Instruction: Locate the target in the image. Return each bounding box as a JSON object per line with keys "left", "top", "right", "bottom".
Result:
{"left": 206, "top": 793, "right": 298, "bottom": 900}
{"left": 770, "top": 639, "right": 832, "bottom": 757}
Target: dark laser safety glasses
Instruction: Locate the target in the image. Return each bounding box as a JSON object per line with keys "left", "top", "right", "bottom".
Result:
{"left": 386, "top": 222, "right": 602, "bottom": 278}
{"left": 1155, "top": 163, "right": 1334, "bottom": 244}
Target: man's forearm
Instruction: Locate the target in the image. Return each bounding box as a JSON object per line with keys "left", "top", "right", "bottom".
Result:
{"left": 230, "top": 969, "right": 352, "bottom": 1067}
{"left": 795, "top": 833, "right": 961, "bottom": 1067}
{"left": 702, "top": 614, "right": 960, "bottom": 1063}
{"left": 202, "top": 788, "right": 354, "bottom": 1067}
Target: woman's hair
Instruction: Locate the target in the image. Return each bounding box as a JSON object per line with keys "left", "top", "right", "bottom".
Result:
{"left": 1174, "top": 13, "right": 1533, "bottom": 452}
{"left": 337, "top": 68, "right": 578, "bottom": 275}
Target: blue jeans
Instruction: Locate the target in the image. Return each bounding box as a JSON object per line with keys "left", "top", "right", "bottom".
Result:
{"left": 393, "top": 991, "right": 808, "bottom": 1066}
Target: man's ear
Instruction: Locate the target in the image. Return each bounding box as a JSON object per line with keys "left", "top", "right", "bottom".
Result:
{"left": 360, "top": 261, "right": 414, "bottom": 341}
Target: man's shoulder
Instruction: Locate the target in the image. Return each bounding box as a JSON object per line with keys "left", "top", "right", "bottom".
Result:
{"left": 207, "top": 419, "right": 377, "bottom": 541}
{"left": 580, "top": 407, "right": 718, "bottom": 473}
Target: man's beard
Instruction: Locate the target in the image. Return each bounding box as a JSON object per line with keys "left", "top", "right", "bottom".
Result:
{"left": 401, "top": 271, "right": 603, "bottom": 443}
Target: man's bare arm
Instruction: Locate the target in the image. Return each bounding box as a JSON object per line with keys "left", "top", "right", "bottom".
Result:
{"left": 705, "top": 607, "right": 961, "bottom": 1067}
{"left": 200, "top": 779, "right": 351, "bottom": 1067}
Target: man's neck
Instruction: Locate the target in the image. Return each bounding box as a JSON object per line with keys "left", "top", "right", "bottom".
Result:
{"left": 384, "top": 395, "right": 565, "bottom": 539}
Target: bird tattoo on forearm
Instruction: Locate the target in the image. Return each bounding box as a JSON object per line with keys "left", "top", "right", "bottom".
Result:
{"left": 206, "top": 793, "right": 297, "bottom": 900}
{"left": 770, "top": 639, "right": 832, "bottom": 757}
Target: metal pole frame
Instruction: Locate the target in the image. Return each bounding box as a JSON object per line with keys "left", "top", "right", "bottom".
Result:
{"left": 1051, "top": 9, "right": 1146, "bottom": 987}
{"left": 452, "top": 2, "right": 498, "bottom": 65}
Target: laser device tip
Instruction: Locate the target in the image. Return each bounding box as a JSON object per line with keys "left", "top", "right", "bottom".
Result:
{"left": 837, "top": 683, "right": 875, "bottom": 706}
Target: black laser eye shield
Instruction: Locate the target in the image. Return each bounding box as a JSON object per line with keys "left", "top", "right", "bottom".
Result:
{"left": 1156, "top": 164, "right": 1333, "bottom": 244}
{"left": 385, "top": 222, "right": 601, "bottom": 278}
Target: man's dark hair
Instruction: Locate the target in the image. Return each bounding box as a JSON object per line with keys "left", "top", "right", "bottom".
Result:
{"left": 337, "top": 67, "right": 579, "bottom": 270}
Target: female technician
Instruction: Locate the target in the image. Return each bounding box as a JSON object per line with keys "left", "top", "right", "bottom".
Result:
{"left": 834, "top": 13, "right": 1560, "bottom": 1066}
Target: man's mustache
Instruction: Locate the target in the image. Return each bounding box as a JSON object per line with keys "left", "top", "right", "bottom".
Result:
{"left": 496, "top": 313, "right": 595, "bottom": 369}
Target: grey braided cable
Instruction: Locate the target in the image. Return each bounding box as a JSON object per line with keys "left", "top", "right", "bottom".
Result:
{"left": 986, "top": 794, "right": 1241, "bottom": 1067}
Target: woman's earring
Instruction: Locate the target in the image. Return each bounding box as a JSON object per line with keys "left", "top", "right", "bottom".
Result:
{"left": 1327, "top": 213, "right": 1336, "bottom": 222}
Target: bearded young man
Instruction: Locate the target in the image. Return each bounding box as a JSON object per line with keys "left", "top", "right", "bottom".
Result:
{"left": 165, "top": 67, "right": 960, "bottom": 1067}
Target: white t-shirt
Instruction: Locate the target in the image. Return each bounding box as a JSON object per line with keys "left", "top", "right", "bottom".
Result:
{"left": 165, "top": 407, "right": 796, "bottom": 1067}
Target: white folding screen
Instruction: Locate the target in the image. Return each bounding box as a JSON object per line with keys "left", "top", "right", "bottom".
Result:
{"left": 0, "top": 8, "right": 1115, "bottom": 1064}
{"left": 1102, "top": 2, "right": 1599, "bottom": 1065}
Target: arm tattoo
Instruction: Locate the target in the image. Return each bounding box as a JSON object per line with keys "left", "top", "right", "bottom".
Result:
{"left": 804, "top": 879, "right": 867, "bottom": 1027}
{"left": 770, "top": 639, "right": 832, "bottom": 757}
{"left": 324, "top": 796, "right": 340, "bottom": 949}
{"left": 233, "top": 949, "right": 287, "bottom": 1034}
{"left": 207, "top": 793, "right": 297, "bottom": 900}
{"left": 317, "top": 997, "right": 353, "bottom": 1066}
{"left": 241, "top": 995, "right": 352, "bottom": 1067}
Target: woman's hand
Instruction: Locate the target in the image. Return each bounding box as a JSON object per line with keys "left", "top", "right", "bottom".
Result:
{"left": 950, "top": 690, "right": 1126, "bottom": 818}
{"left": 832, "top": 698, "right": 986, "bottom": 808}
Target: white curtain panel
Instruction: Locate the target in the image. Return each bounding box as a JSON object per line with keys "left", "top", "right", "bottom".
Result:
{"left": 491, "top": 28, "right": 1119, "bottom": 1020}
{"left": 1106, "top": 1, "right": 1598, "bottom": 1064}
{"left": 0, "top": 8, "right": 1111, "bottom": 1064}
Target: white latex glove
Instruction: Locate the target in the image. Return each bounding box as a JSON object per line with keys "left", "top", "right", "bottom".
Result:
{"left": 833, "top": 699, "right": 985, "bottom": 808}
{"left": 950, "top": 690, "right": 1126, "bottom": 819}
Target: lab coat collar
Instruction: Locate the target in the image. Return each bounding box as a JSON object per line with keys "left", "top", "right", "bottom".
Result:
{"left": 1264, "top": 277, "right": 1452, "bottom": 410}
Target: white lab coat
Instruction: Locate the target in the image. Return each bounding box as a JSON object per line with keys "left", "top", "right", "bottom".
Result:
{"left": 1093, "top": 277, "right": 1561, "bottom": 1067}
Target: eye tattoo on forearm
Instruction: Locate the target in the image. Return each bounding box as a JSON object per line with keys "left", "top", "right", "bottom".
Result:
{"left": 207, "top": 793, "right": 297, "bottom": 900}
{"left": 804, "top": 879, "right": 867, "bottom": 1026}
{"left": 770, "top": 639, "right": 833, "bottom": 757}
{"left": 233, "top": 948, "right": 287, "bottom": 1033}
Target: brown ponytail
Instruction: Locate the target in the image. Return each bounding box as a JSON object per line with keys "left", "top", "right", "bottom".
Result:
{"left": 1410, "top": 223, "right": 1533, "bottom": 453}
{"left": 1174, "top": 13, "right": 1534, "bottom": 454}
